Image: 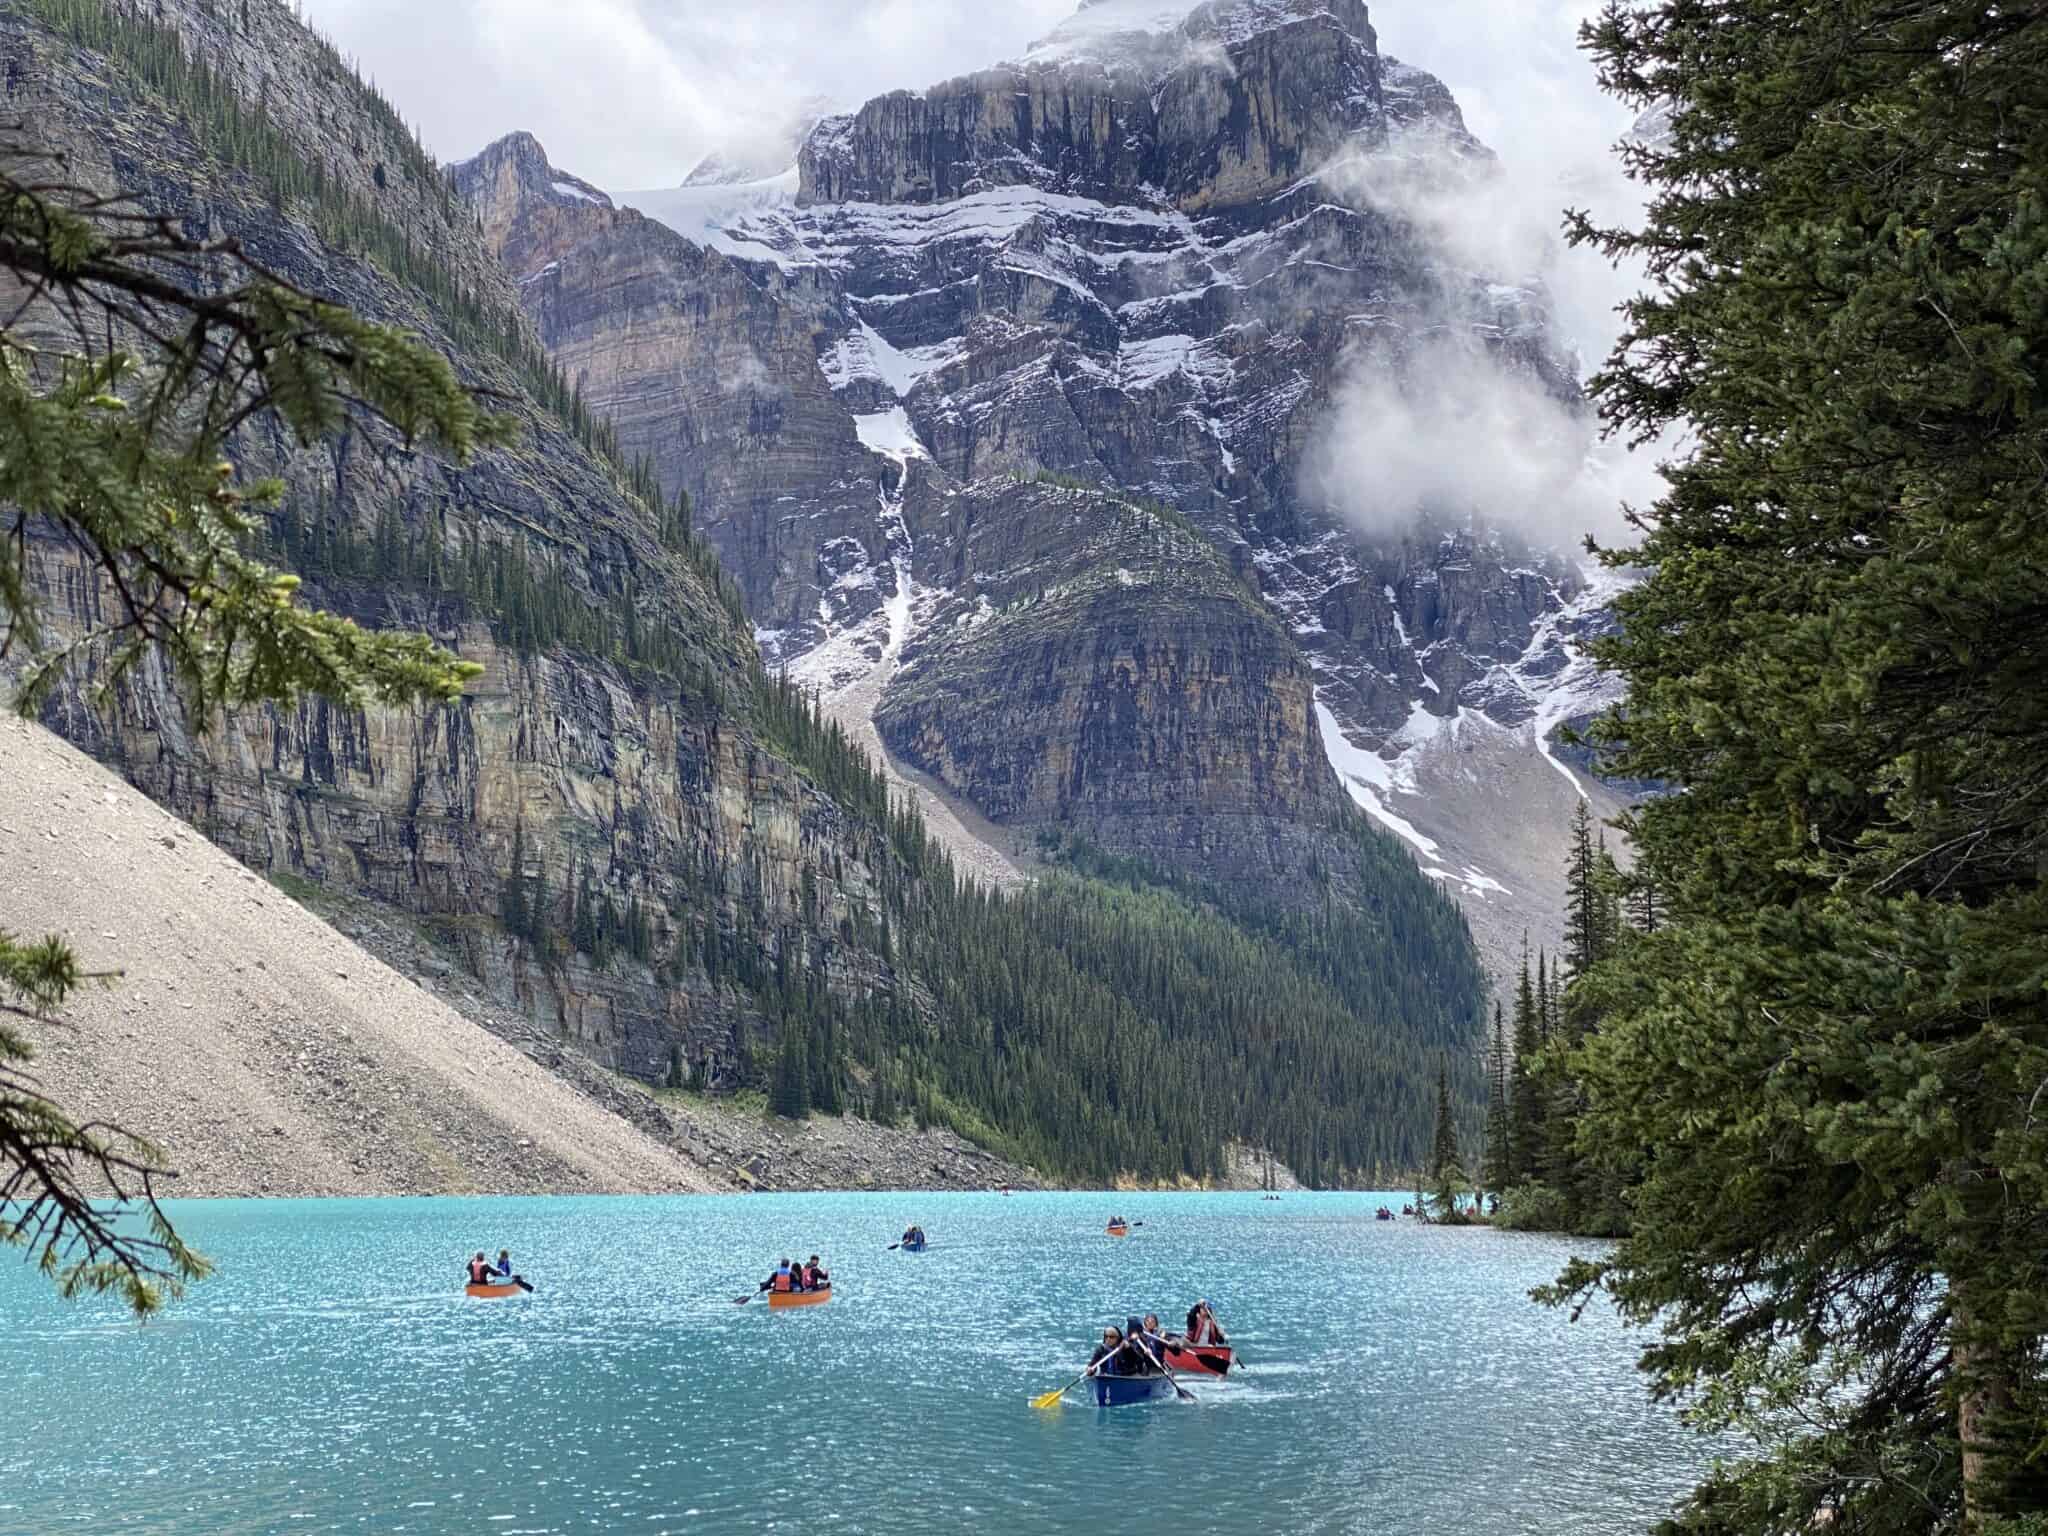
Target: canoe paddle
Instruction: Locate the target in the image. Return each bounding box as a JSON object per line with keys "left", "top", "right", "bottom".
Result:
{"left": 1134, "top": 1333, "right": 1195, "bottom": 1402}
{"left": 513, "top": 1275, "right": 535, "bottom": 1294}
{"left": 1030, "top": 1365, "right": 1098, "bottom": 1410}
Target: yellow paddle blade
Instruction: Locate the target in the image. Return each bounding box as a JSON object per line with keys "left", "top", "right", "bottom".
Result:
{"left": 1030, "top": 1387, "right": 1067, "bottom": 1409}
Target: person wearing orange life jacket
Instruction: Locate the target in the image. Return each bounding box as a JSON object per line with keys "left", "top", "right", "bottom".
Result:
{"left": 1186, "top": 1300, "right": 1228, "bottom": 1346}
{"left": 804, "top": 1254, "right": 829, "bottom": 1291}
{"left": 466, "top": 1252, "right": 494, "bottom": 1286}
{"left": 763, "top": 1258, "right": 796, "bottom": 1295}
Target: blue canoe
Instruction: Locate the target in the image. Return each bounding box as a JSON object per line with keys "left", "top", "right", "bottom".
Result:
{"left": 1093, "top": 1373, "right": 1177, "bottom": 1407}
{"left": 902, "top": 1239, "right": 927, "bottom": 1252}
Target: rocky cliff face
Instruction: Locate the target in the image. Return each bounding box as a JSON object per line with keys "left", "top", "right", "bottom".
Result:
{"left": 874, "top": 480, "right": 1345, "bottom": 884}
{"left": 453, "top": 0, "right": 1619, "bottom": 970}
{"left": 2, "top": 0, "right": 905, "bottom": 1091}
{"left": 799, "top": 0, "right": 1460, "bottom": 211}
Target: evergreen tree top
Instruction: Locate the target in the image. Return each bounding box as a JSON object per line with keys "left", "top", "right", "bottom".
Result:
{"left": 0, "top": 155, "right": 501, "bottom": 720}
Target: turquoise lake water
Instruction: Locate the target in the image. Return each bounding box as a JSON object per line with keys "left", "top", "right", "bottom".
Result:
{"left": 0, "top": 1192, "right": 1713, "bottom": 1534}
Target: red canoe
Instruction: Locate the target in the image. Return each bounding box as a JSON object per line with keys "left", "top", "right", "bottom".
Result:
{"left": 1162, "top": 1342, "right": 1232, "bottom": 1376}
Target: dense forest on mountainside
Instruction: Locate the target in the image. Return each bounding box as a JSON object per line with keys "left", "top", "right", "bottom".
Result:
{"left": 5, "top": 0, "right": 1493, "bottom": 1193}
{"left": 526, "top": 672, "right": 1489, "bottom": 1185}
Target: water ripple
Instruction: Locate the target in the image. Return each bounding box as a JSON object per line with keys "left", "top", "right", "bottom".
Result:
{"left": 0, "top": 1192, "right": 1716, "bottom": 1534}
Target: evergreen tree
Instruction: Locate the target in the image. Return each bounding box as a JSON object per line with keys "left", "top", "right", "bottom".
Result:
{"left": 498, "top": 820, "right": 529, "bottom": 942}
{"left": 1506, "top": 941, "right": 1545, "bottom": 1186}
{"left": 1561, "top": 801, "right": 1603, "bottom": 981}
{"left": 1427, "top": 1056, "right": 1464, "bottom": 1217}
{"left": 769, "top": 1033, "right": 810, "bottom": 1121}
{"left": 1543, "top": 3, "right": 2048, "bottom": 1528}
{"left": 1625, "top": 868, "right": 1659, "bottom": 936}
{"left": 1480, "top": 1004, "right": 1510, "bottom": 1197}
{"left": 810, "top": 1015, "right": 842, "bottom": 1115}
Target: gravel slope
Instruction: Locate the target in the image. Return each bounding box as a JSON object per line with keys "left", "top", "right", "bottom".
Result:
{"left": 0, "top": 717, "right": 721, "bottom": 1198}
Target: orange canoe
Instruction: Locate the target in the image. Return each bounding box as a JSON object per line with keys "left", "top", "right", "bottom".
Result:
{"left": 465, "top": 1281, "right": 523, "bottom": 1299}
{"left": 1106, "top": 1225, "right": 1129, "bottom": 1238}
{"left": 767, "top": 1287, "right": 832, "bottom": 1308}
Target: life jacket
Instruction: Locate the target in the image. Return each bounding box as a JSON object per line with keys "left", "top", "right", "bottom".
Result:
{"left": 1189, "top": 1313, "right": 1214, "bottom": 1345}
{"left": 771, "top": 1269, "right": 794, "bottom": 1293}
{"left": 468, "top": 1258, "right": 490, "bottom": 1284}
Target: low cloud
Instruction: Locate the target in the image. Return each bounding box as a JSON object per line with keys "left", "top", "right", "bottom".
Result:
{"left": 1303, "top": 335, "right": 1615, "bottom": 546}
{"left": 300, "top": 0, "right": 1076, "bottom": 188}
{"left": 1295, "top": 0, "right": 1671, "bottom": 548}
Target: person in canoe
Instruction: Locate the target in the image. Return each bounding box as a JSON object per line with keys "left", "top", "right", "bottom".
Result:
{"left": 900, "top": 1225, "right": 926, "bottom": 1248}
{"left": 1121, "top": 1316, "right": 1166, "bottom": 1375}
{"left": 1081, "top": 1327, "right": 1130, "bottom": 1384}
{"left": 1141, "top": 1313, "right": 1177, "bottom": 1357}
{"left": 495, "top": 1249, "right": 515, "bottom": 1279}
{"left": 466, "top": 1251, "right": 494, "bottom": 1286}
{"left": 800, "top": 1254, "right": 830, "bottom": 1292}
{"left": 1185, "top": 1299, "right": 1228, "bottom": 1347}
{"left": 761, "top": 1258, "right": 796, "bottom": 1296}
{"left": 1087, "top": 1324, "right": 1125, "bottom": 1377}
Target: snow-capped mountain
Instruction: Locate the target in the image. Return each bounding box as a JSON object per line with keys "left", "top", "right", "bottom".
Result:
{"left": 450, "top": 0, "right": 1630, "bottom": 981}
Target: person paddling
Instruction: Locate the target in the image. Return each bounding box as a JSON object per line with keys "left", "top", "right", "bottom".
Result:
{"left": 1186, "top": 1299, "right": 1228, "bottom": 1346}
{"left": 1121, "top": 1316, "right": 1162, "bottom": 1375}
{"left": 804, "top": 1254, "right": 830, "bottom": 1291}
{"left": 495, "top": 1249, "right": 514, "bottom": 1279}
{"left": 1087, "top": 1325, "right": 1124, "bottom": 1378}
{"left": 466, "top": 1251, "right": 493, "bottom": 1286}
{"left": 763, "top": 1258, "right": 795, "bottom": 1295}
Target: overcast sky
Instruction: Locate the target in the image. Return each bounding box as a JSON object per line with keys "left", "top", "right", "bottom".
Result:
{"left": 296, "top": 0, "right": 1629, "bottom": 195}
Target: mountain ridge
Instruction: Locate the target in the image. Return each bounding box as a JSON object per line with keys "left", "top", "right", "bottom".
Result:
{"left": 455, "top": 0, "right": 1618, "bottom": 984}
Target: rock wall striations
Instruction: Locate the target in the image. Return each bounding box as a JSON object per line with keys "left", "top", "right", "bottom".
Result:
{"left": 454, "top": 0, "right": 1622, "bottom": 965}
{"left": 1, "top": 0, "right": 903, "bottom": 1092}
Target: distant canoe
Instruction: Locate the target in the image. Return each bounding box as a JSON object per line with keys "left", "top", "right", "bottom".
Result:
{"left": 1093, "top": 1373, "right": 1175, "bottom": 1406}
{"left": 1105, "top": 1224, "right": 1129, "bottom": 1237}
{"left": 464, "top": 1282, "right": 522, "bottom": 1299}
{"left": 901, "top": 1239, "right": 927, "bottom": 1253}
{"left": 1161, "top": 1343, "right": 1231, "bottom": 1376}
{"left": 767, "top": 1288, "right": 832, "bottom": 1309}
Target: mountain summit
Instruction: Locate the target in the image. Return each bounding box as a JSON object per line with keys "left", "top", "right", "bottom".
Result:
{"left": 802, "top": 0, "right": 1469, "bottom": 211}
{"left": 446, "top": 0, "right": 1621, "bottom": 985}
